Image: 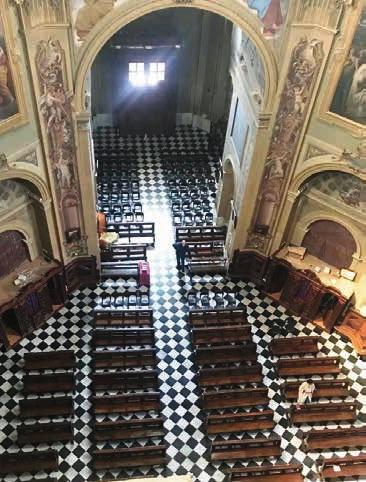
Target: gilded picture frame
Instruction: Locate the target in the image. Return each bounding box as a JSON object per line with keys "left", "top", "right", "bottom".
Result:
{"left": 0, "top": 0, "right": 27, "bottom": 135}
{"left": 319, "top": 3, "right": 366, "bottom": 136}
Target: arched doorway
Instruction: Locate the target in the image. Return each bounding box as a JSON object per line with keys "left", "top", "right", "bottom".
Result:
{"left": 218, "top": 158, "right": 235, "bottom": 223}
{"left": 73, "top": 1, "right": 279, "bottom": 257}
{"left": 302, "top": 220, "right": 357, "bottom": 269}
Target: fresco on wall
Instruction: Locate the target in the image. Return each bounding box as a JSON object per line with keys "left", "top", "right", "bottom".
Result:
{"left": 309, "top": 171, "right": 366, "bottom": 213}
{"left": 0, "top": 16, "right": 18, "bottom": 121}
{"left": 241, "top": 32, "right": 265, "bottom": 96}
{"left": 247, "top": 0, "right": 290, "bottom": 38}
{"left": 249, "top": 37, "right": 324, "bottom": 246}
{"left": 35, "top": 39, "right": 86, "bottom": 255}
{"left": 330, "top": 7, "right": 366, "bottom": 125}
{"left": 73, "top": 0, "right": 116, "bottom": 41}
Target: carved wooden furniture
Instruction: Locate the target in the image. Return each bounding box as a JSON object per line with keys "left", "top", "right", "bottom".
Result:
{"left": 337, "top": 308, "right": 366, "bottom": 357}
{"left": 286, "top": 402, "right": 357, "bottom": 426}
{"left": 93, "top": 328, "right": 154, "bottom": 347}
{"left": 211, "top": 436, "right": 282, "bottom": 461}
{"left": 0, "top": 451, "right": 59, "bottom": 476}
{"left": 23, "top": 373, "right": 75, "bottom": 393}
{"left": 19, "top": 396, "right": 73, "bottom": 419}
{"left": 270, "top": 336, "right": 320, "bottom": 356}
{"left": 64, "top": 256, "right": 98, "bottom": 291}
{"left": 92, "top": 369, "right": 158, "bottom": 391}
{"left": 91, "top": 308, "right": 166, "bottom": 474}
{"left": 94, "top": 417, "right": 165, "bottom": 441}
{"left": 101, "top": 244, "right": 147, "bottom": 262}
{"left": 192, "top": 325, "right": 252, "bottom": 345}
{"left": 207, "top": 410, "right": 275, "bottom": 435}
{"left": 93, "top": 446, "right": 168, "bottom": 471}
{"left": 264, "top": 257, "right": 350, "bottom": 332}
{"left": 176, "top": 225, "right": 226, "bottom": 243}
{"left": 18, "top": 422, "right": 73, "bottom": 445}
{"left": 276, "top": 356, "right": 340, "bottom": 377}
{"left": 303, "top": 426, "right": 366, "bottom": 451}
{"left": 281, "top": 379, "right": 349, "bottom": 401}
{"left": 196, "top": 343, "right": 257, "bottom": 365}
{"left": 107, "top": 222, "right": 155, "bottom": 246}
{"left": 93, "top": 392, "right": 161, "bottom": 414}
{"left": 229, "top": 249, "right": 268, "bottom": 286}
{"left": 199, "top": 364, "right": 263, "bottom": 387}
{"left": 228, "top": 464, "right": 304, "bottom": 481}
{"left": 203, "top": 387, "right": 269, "bottom": 410}
{"left": 316, "top": 454, "right": 366, "bottom": 480}
{"left": 94, "top": 309, "right": 153, "bottom": 327}
{"left": 0, "top": 262, "right": 66, "bottom": 349}
{"left": 24, "top": 350, "right": 76, "bottom": 370}
{"left": 189, "top": 308, "right": 247, "bottom": 327}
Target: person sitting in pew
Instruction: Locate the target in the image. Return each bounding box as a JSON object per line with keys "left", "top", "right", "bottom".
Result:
{"left": 296, "top": 379, "right": 315, "bottom": 410}
{"left": 173, "top": 239, "right": 190, "bottom": 271}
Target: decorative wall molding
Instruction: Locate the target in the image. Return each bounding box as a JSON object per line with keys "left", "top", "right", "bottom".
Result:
{"left": 249, "top": 37, "right": 325, "bottom": 250}
{"left": 6, "top": 141, "right": 40, "bottom": 167}
{"left": 35, "top": 38, "right": 87, "bottom": 255}
{"left": 14, "top": 0, "right": 68, "bottom": 27}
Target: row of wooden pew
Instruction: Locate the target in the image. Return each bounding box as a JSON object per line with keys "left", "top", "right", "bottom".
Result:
{"left": 189, "top": 307, "right": 303, "bottom": 481}
{"left": 91, "top": 308, "right": 167, "bottom": 474}
{"left": 271, "top": 334, "right": 366, "bottom": 480}
{"left": 0, "top": 350, "right": 76, "bottom": 478}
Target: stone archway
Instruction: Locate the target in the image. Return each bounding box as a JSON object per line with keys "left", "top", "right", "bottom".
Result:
{"left": 74, "top": 0, "right": 278, "bottom": 114}
{"left": 72, "top": 0, "right": 279, "bottom": 258}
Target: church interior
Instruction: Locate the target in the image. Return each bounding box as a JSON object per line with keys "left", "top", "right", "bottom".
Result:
{"left": 0, "top": 1, "right": 366, "bottom": 481}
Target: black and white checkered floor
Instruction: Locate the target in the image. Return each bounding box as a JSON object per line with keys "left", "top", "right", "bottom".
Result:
{"left": 1, "top": 126, "right": 366, "bottom": 482}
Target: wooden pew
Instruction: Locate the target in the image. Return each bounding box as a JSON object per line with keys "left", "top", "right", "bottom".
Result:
{"left": 277, "top": 357, "right": 340, "bottom": 377}
{"left": 207, "top": 409, "right": 274, "bottom": 435}
{"left": 92, "top": 369, "right": 158, "bottom": 391}
{"left": 93, "top": 445, "right": 167, "bottom": 470}
{"left": 94, "top": 417, "right": 164, "bottom": 441}
{"left": 229, "top": 464, "right": 304, "bottom": 481}
{"left": 92, "top": 348, "right": 156, "bottom": 368}
{"left": 188, "top": 257, "right": 228, "bottom": 275}
{"left": 176, "top": 225, "right": 226, "bottom": 243}
{"left": 101, "top": 244, "right": 147, "bottom": 263}
{"left": 24, "top": 350, "right": 76, "bottom": 371}
{"left": 189, "top": 308, "right": 247, "bottom": 327}
{"left": 100, "top": 261, "right": 138, "bottom": 280}
{"left": 0, "top": 451, "right": 59, "bottom": 475}
{"left": 19, "top": 396, "right": 73, "bottom": 419}
{"left": 203, "top": 387, "right": 268, "bottom": 410}
{"left": 192, "top": 325, "right": 251, "bottom": 345}
{"left": 286, "top": 402, "right": 357, "bottom": 426}
{"left": 211, "top": 436, "right": 281, "bottom": 461}
{"left": 18, "top": 421, "right": 73, "bottom": 445}
{"left": 94, "top": 309, "right": 153, "bottom": 327}
{"left": 281, "top": 379, "right": 349, "bottom": 401}
{"left": 270, "top": 336, "right": 320, "bottom": 357}
{"left": 93, "top": 328, "right": 155, "bottom": 347}
{"left": 93, "top": 392, "right": 160, "bottom": 414}
{"left": 200, "top": 364, "right": 263, "bottom": 387}
{"left": 196, "top": 343, "right": 257, "bottom": 365}
{"left": 303, "top": 426, "right": 366, "bottom": 451}
{"left": 23, "top": 373, "right": 74, "bottom": 394}
{"left": 316, "top": 454, "right": 366, "bottom": 480}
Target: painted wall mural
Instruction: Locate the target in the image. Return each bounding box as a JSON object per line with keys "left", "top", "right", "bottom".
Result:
{"left": 35, "top": 39, "right": 86, "bottom": 255}
{"left": 330, "top": 7, "right": 366, "bottom": 125}
{"left": 73, "top": 0, "right": 116, "bottom": 41}
{"left": 247, "top": 0, "right": 290, "bottom": 38}
{"left": 307, "top": 171, "right": 366, "bottom": 213}
{"left": 250, "top": 37, "right": 324, "bottom": 245}
{"left": 0, "top": 1, "right": 27, "bottom": 134}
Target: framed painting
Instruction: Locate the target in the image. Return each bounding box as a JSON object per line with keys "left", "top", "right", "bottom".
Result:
{"left": 320, "top": 5, "right": 366, "bottom": 132}
{"left": 0, "top": 0, "right": 27, "bottom": 135}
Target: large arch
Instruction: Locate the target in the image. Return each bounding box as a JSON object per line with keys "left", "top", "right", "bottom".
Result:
{"left": 290, "top": 155, "right": 366, "bottom": 194}
{"left": 74, "top": 0, "right": 278, "bottom": 114}
{"left": 0, "top": 168, "right": 51, "bottom": 202}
